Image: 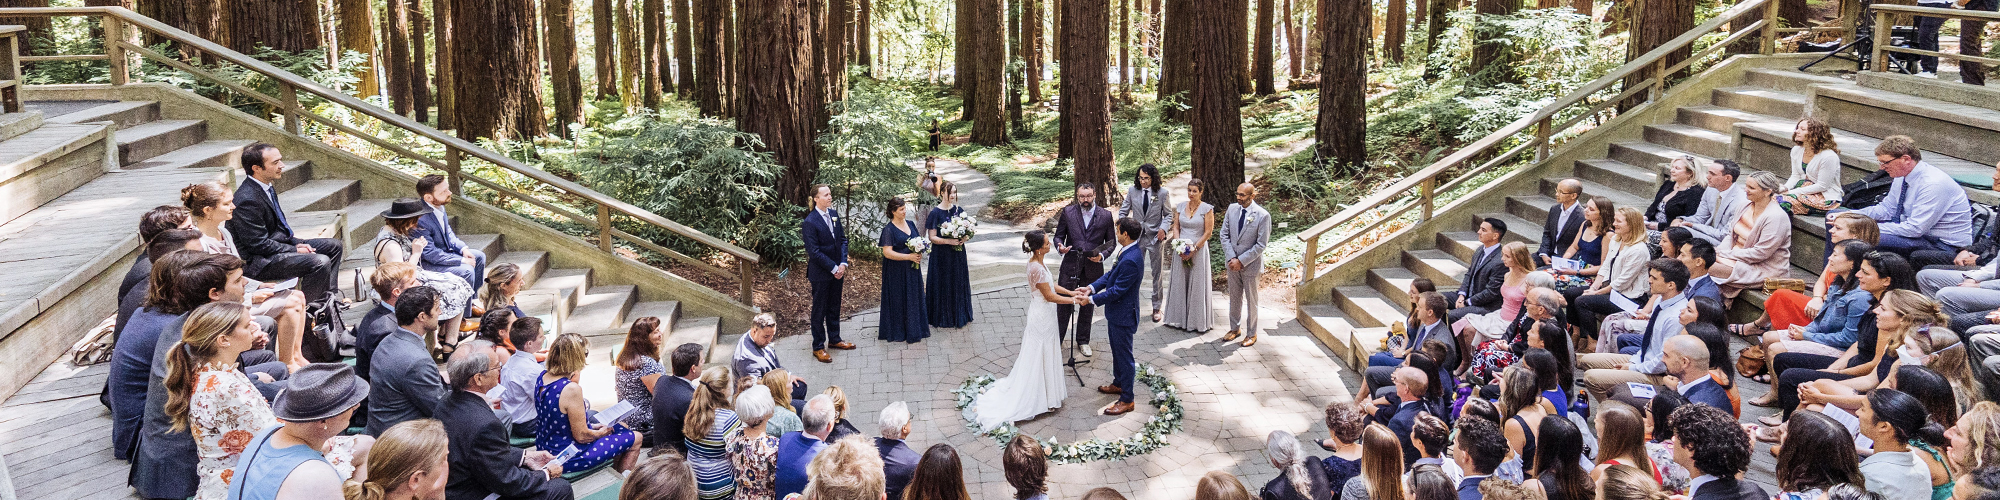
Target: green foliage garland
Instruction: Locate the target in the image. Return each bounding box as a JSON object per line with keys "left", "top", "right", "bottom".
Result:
{"left": 951, "top": 364, "right": 1184, "bottom": 464}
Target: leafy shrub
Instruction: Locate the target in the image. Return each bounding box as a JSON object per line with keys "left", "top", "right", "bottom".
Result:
{"left": 816, "top": 78, "right": 942, "bottom": 237}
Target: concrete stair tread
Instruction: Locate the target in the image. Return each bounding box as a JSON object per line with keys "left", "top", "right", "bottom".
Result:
{"left": 672, "top": 317, "right": 725, "bottom": 366}
{"left": 121, "top": 139, "right": 254, "bottom": 170}
{"left": 457, "top": 234, "right": 506, "bottom": 266}
{"left": 1712, "top": 85, "right": 1810, "bottom": 119}
{"left": 276, "top": 179, "right": 360, "bottom": 213}
{"left": 0, "top": 123, "right": 105, "bottom": 176}
{"left": 1478, "top": 212, "right": 1544, "bottom": 244}
{"left": 1677, "top": 104, "right": 1791, "bottom": 135}
{"left": 45, "top": 100, "right": 158, "bottom": 129}
{"left": 1573, "top": 159, "right": 1662, "bottom": 192}
{"left": 492, "top": 250, "right": 551, "bottom": 289}
{"left": 1367, "top": 267, "right": 1428, "bottom": 307}
{"left": 338, "top": 198, "right": 396, "bottom": 245}
{"left": 1816, "top": 83, "right": 2000, "bottom": 133}
{"left": 1715, "top": 86, "right": 1809, "bottom": 105}
{"left": 626, "top": 301, "right": 683, "bottom": 331}
{"left": 1332, "top": 285, "right": 1408, "bottom": 329}
{"left": 1742, "top": 68, "right": 1851, "bottom": 93}
{"left": 1644, "top": 123, "right": 1734, "bottom": 159}
{"left": 1611, "top": 140, "right": 1718, "bottom": 166}
{"left": 1400, "top": 249, "right": 1466, "bottom": 289}
{"left": 288, "top": 211, "right": 345, "bottom": 242}
{"left": 0, "top": 111, "right": 43, "bottom": 142}
{"left": 1295, "top": 304, "right": 1389, "bottom": 368}
{"left": 568, "top": 285, "right": 639, "bottom": 334}
{"left": 1561, "top": 175, "right": 1653, "bottom": 207}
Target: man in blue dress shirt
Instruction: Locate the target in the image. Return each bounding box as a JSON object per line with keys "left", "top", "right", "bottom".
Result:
{"left": 1834, "top": 135, "right": 1974, "bottom": 257}
{"left": 775, "top": 395, "right": 837, "bottom": 499}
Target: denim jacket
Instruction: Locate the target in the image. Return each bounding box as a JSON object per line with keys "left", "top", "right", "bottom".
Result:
{"left": 1802, "top": 285, "right": 1871, "bottom": 349}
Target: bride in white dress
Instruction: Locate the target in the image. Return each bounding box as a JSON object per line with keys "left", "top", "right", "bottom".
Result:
{"left": 972, "top": 230, "right": 1077, "bottom": 430}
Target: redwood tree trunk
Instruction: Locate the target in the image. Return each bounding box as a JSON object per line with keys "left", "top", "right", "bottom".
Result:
{"left": 1317, "top": 0, "right": 1364, "bottom": 173}
{"left": 971, "top": 0, "right": 1005, "bottom": 144}
{"left": 434, "top": 0, "right": 455, "bottom": 129}
{"left": 385, "top": 0, "right": 415, "bottom": 115}
{"left": 1471, "top": 0, "right": 1519, "bottom": 83}
{"left": 1779, "top": 0, "right": 1808, "bottom": 27}
{"left": 1571, "top": 0, "right": 1589, "bottom": 17}
{"left": 229, "top": 0, "right": 322, "bottom": 53}
{"left": 0, "top": 0, "right": 52, "bottom": 55}
{"left": 595, "top": 0, "right": 619, "bottom": 99}
{"left": 1234, "top": 0, "right": 1251, "bottom": 92}
{"left": 1062, "top": 0, "right": 1115, "bottom": 191}
{"left": 140, "top": 0, "right": 222, "bottom": 56}
{"left": 335, "top": 0, "right": 379, "bottom": 97}
{"left": 1253, "top": 0, "right": 1275, "bottom": 94}
{"left": 1422, "top": 0, "right": 1448, "bottom": 79}
{"left": 743, "top": 0, "right": 822, "bottom": 206}
{"left": 1025, "top": 0, "right": 1043, "bottom": 102}
{"left": 675, "top": 0, "right": 697, "bottom": 95}
{"left": 1283, "top": 0, "right": 1300, "bottom": 78}
{"left": 824, "top": 0, "right": 850, "bottom": 103}
{"left": 1622, "top": 0, "right": 1692, "bottom": 108}
{"left": 695, "top": 0, "right": 728, "bottom": 116}
{"left": 548, "top": 0, "right": 584, "bottom": 135}
{"left": 450, "top": 0, "right": 545, "bottom": 139}
{"left": 1120, "top": 0, "right": 1132, "bottom": 97}
{"left": 408, "top": 0, "right": 431, "bottom": 123}
{"left": 619, "top": 0, "right": 643, "bottom": 105}
{"left": 1158, "top": 0, "right": 1194, "bottom": 114}
{"left": 1384, "top": 0, "right": 1406, "bottom": 64}
{"left": 642, "top": 0, "right": 665, "bottom": 105}
{"left": 1192, "top": 0, "right": 1247, "bottom": 207}
{"left": 955, "top": 0, "right": 973, "bottom": 93}
{"left": 856, "top": 0, "right": 873, "bottom": 74}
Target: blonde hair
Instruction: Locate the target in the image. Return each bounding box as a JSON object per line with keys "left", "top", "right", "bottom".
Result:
{"left": 824, "top": 385, "right": 849, "bottom": 420}
{"left": 684, "top": 367, "right": 734, "bottom": 439}
{"left": 166, "top": 301, "right": 251, "bottom": 433}
{"left": 1667, "top": 157, "right": 1707, "bottom": 189}
{"left": 1597, "top": 464, "right": 1668, "bottom": 500}
{"left": 545, "top": 333, "right": 589, "bottom": 377}
{"left": 1831, "top": 213, "right": 1881, "bottom": 246}
{"left": 1479, "top": 479, "right": 1546, "bottom": 500}
{"left": 1502, "top": 241, "right": 1533, "bottom": 271}
{"left": 763, "top": 369, "right": 796, "bottom": 412}
{"left": 343, "top": 419, "right": 448, "bottom": 500}
{"left": 481, "top": 263, "right": 522, "bottom": 311}
{"left": 1195, "top": 470, "right": 1252, "bottom": 500}
{"left": 1880, "top": 290, "right": 1947, "bottom": 356}
{"left": 1614, "top": 206, "right": 1646, "bottom": 246}
{"left": 1956, "top": 402, "right": 2000, "bottom": 471}
{"left": 370, "top": 261, "right": 418, "bottom": 302}
{"left": 802, "top": 435, "right": 885, "bottom": 500}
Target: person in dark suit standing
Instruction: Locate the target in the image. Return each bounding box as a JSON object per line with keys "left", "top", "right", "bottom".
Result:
{"left": 368, "top": 286, "right": 448, "bottom": 435}
{"left": 1054, "top": 183, "right": 1115, "bottom": 357}
{"left": 439, "top": 341, "right": 573, "bottom": 500}
{"left": 875, "top": 401, "right": 921, "bottom": 500}
{"left": 1380, "top": 367, "right": 1432, "bottom": 468}
{"left": 1076, "top": 218, "right": 1145, "bottom": 415}
{"left": 1445, "top": 218, "right": 1509, "bottom": 324}
{"left": 802, "top": 184, "right": 856, "bottom": 363}
{"left": 651, "top": 343, "right": 704, "bottom": 455}
{"left": 1536, "top": 179, "right": 1586, "bottom": 268}
{"left": 413, "top": 175, "right": 487, "bottom": 294}
{"left": 1451, "top": 417, "right": 1508, "bottom": 500}
{"left": 1670, "top": 404, "right": 1768, "bottom": 500}
{"left": 226, "top": 143, "right": 344, "bottom": 299}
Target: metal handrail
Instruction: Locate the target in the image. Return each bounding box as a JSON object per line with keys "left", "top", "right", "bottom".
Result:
{"left": 1869, "top": 4, "right": 2000, "bottom": 71}
{"left": 1295, "top": 0, "right": 1785, "bottom": 282}
{"left": 0, "top": 6, "right": 760, "bottom": 304}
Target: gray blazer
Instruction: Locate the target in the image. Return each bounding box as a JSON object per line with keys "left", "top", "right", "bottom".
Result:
{"left": 1682, "top": 184, "right": 1748, "bottom": 244}
{"left": 1118, "top": 185, "right": 1173, "bottom": 243}
{"left": 367, "top": 328, "right": 447, "bottom": 435}
{"left": 1220, "top": 202, "right": 1272, "bottom": 271}
{"left": 132, "top": 314, "right": 197, "bottom": 499}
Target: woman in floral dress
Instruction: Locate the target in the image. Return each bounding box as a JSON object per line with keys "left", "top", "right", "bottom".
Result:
{"left": 163, "top": 301, "right": 273, "bottom": 500}
{"left": 727, "top": 385, "right": 781, "bottom": 500}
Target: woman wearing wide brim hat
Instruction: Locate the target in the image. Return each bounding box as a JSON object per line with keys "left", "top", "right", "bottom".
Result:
{"left": 226, "top": 363, "right": 375, "bottom": 500}
{"left": 371, "top": 197, "right": 477, "bottom": 356}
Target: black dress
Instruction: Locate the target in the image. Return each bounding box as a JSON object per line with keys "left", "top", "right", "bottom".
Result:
{"left": 878, "top": 220, "right": 932, "bottom": 343}
{"left": 1644, "top": 182, "right": 1704, "bottom": 228}
{"left": 926, "top": 206, "right": 974, "bottom": 328}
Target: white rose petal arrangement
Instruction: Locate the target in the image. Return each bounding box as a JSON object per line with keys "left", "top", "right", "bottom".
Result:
{"left": 905, "top": 236, "right": 930, "bottom": 269}
{"left": 1170, "top": 238, "right": 1195, "bottom": 261}
{"left": 938, "top": 213, "right": 978, "bottom": 250}
{"left": 952, "top": 364, "right": 1184, "bottom": 464}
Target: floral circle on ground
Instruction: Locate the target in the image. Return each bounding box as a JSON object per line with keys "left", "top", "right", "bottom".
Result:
{"left": 950, "top": 364, "right": 1184, "bottom": 464}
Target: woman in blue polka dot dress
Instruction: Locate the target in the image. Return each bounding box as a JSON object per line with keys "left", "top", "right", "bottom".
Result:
{"left": 534, "top": 333, "right": 642, "bottom": 473}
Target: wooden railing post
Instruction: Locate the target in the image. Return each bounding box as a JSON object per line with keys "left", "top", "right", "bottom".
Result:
{"left": 1870, "top": 9, "right": 1889, "bottom": 72}
{"left": 0, "top": 28, "right": 17, "bottom": 113}
{"left": 1760, "top": 0, "right": 1780, "bottom": 54}
{"left": 738, "top": 260, "right": 756, "bottom": 307}
{"left": 444, "top": 146, "right": 463, "bottom": 196}
{"left": 1650, "top": 59, "right": 1668, "bottom": 102}
{"left": 278, "top": 82, "right": 300, "bottom": 134}
{"left": 1534, "top": 117, "right": 1553, "bottom": 161}
{"left": 1303, "top": 237, "right": 1320, "bottom": 281}
{"left": 1419, "top": 176, "right": 1437, "bottom": 221}
{"left": 105, "top": 14, "right": 128, "bottom": 85}
{"left": 596, "top": 204, "right": 614, "bottom": 253}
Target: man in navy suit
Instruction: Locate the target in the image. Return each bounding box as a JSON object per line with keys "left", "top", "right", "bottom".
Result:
{"left": 874, "top": 402, "right": 920, "bottom": 500}
{"left": 651, "top": 343, "right": 704, "bottom": 455}
{"left": 1077, "top": 217, "right": 1146, "bottom": 415}
{"left": 1671, "top": 404, "right": 1767, "bottom": 500}
{"left": 1679, "top": 239, "right": 1722, "bottom": 305}
{"left": 227, "top": 143, "right": 344, "bottom": 299}
{"left": 1451, "top": 417, "right": 1508, "bottom": 500}
{"left": 439, "top": 341, "right": 573, "bottom": 500}
{"left": 1445, "top": 218, "right": 1509, "bottom": 323}
{"left": 1381, "top": 367, "right": 1431, "bottom": 468}
{"left": 415, "top": 175, "right": 487, "bottom": 295}
{"left": 802, "top": 184, "right": 856, "bottom": 363}
{"left": 1666, "top": 336, "right": 1732, "bottom": 411}
{"left": 775, "top": 395, "right": 837, "bottom": 499}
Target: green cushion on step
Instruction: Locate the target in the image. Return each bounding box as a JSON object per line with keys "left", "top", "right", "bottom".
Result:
{"left": 561, "top": 460, "right": 612, "bottom": 482}
{"left": 510, "top": 435, "right": 535, "bottom": 448}
{"left": 578, "top": 478, "right": 626, "bottom": 500}
{"left": 1952, "top": 172, "right": 1994, "bottom": 191}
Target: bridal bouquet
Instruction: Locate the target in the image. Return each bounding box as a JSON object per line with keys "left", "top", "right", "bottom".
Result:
{"left": 937, "top": 213, "right": 977, "bottom": 250}
{"left": 905, "top": 236, "right": 930, "bottom": 269}
{"left": 1170, "top": 238, "right": 1195, "bottom": 260}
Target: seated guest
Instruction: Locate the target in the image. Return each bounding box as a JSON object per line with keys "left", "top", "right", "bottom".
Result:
{"left": 1407, "top": 466, "right": 1456, "bottom": 500}
{"left": 1337, "top": 425, "right": 1397, "bottom": 500}
{"left": 1952, "top": 404, "right": 2000, "bottom": 476}
{"left": 1452, "top": 417, "right": 1509, "bottom": 500}
{"left": 1497, "top": 366, "right": 1549, "bottom": 474}
{"left": 1446, "top": 218, "right": 1510, "bottom": 323}
{"left": 1780, "top": 331, "right": 1978, "bottom": 437}
{"left": 226, "top": 143, "right": 344, "bottom": 299}
{"left": 118, "top": 206, "right": 192, "bottom": 341}
{"left": 439, "top": 340, "right": 573, "bottom": 500}
{"left": 1645, "top": 157, "right": 1707, "bottom": 234}
{"left": 1924, "top": 247, "right": 2000, "bottom": 335}
{"left": 614, "top": 316, "right": 667, "bottom": 441}
{"left": 1580, "top": 259, "right": 1690, "bottom": 403}
{"left": 1778, "top": 118, "right": 1846, "bottom": 216}
{"left": 1834, "top": 135, "right": 1975, "bottom": 257}
{"left": 1679, "top": 239, "right": 1721, "bottom": 305}
{"left": 1382, "top": 367, "right": 1432, "bottom": 468}
{"left": 500, "top": 317, "right": 551, "bottom": 439}
{"left": 649, "top": 342, "right": 704, "bottom": 454}
{"left": 1755, "top": 240, "right": 1874, "bottom": 367}
{"left": 1740, "top": 235, "right": 1874, "bottom": 340}
{"left": 617, "top": 454, "right": 698, "bottom": 499}
{"left": 1669, "top": 403, "right": 1767, "bottom": 500}
{"left": 1317, "top": 401, "right": 1365, "bottom": 488}
{"left": 1471, "top": 284, "right": 1562, "bottom": 386}
{"left": 1003, "top": 434, "right": 1049, "bottom": 500}
{"left": 1710, "top": 171, "right": 1794, "bottom": 299}
{"left": 1590, "top": 405, "right": 1660, "bottom": 484}
{"left": 226, "top": 363, "right": 374, "bottom": 499}
{"left": 877, "top": 402, "right": 921, "bottom": 500}
{"left": 1754, "top": 268, "right": 1915, "bottom": 422}
{"left": 1198, "top": 470, "right": 1252, "bottom": 500}
{"left": 761, "top": 370, "right": 806, "bottom": 437}
{"left": 1770, "top": 410, "right": 1863, "bottom": 500}
{"left": 799, "top": 435, "right": 887, "bottom": 500}
{"left": 1914, "top": 162, "right": 2000, "bottom": 271}
{"left": 1572, "top": 207, "right": 1653, "bottom": 340}
{"left": 472, "top": 308, "right": 517, "bottom": 351}
{"left": 413, "top": 174, "right": 487, "bottom": 294}
{"left": 111, "top": 241, "right": 203, "bottom": 460}
{"left": 356, "top": 263, "right": 418, "bottom": 382}
{"left": 536, "top": 333, "right": 643, "bottom": 473}
{"left": 482, "top": 263, "right": 526, "bottom": 318}
{"left": 903, "top": 444, "right": 973, "bottom": 500}
{"left": 1595, "top": 465, "right": 1667, "bottom": 500}
{"left": 163, "top": 302, "right": 280, "bottom": 500}
{"left": 368, "top": 286, "right": 448, "bottom": 435}
{"left": 1535, "top": 179, "right": 1586, "bottom": 268}
{"left": 734, "top": 313, "right": 807, "bottom": 403}
{"left": 344, "top": 419, "right": 449, "bottom": 500}
{"left": 1859, "top": 389, "right": 1949, "bottom": 499}
{"left": 1519, "top": 348, "right": 1571, "bottom": 416}
{"left": 184, "top": 181, "right": 311, "bottom": 367}
{"left": 1644, "top": 394, "right": 1693, "bottom": 494}
{"left": 729, "top": 386, "right": 781, "bottom": 500}
{"left": 822, "top": 385, "right": 862, "bottom": 443}
{"left": 684, "top": 366, "right": 741, "bottom": 499}
{"left": 1674, "top": 159, "right": 1746, "bottom": 246}
{"left": 1263, "top": 430, "right": 1332, "bottom": 500}
{"left": 777, "top": 395, "right": 840, "bottom": 498}
{"left": 1550, "top": 198, "right": 1612, "bottom": 292}
{"left": 1408, "top": 413, "right": 1462, "bottom": 485}
{"left": 372, "top": 198, "right": 476, "bottom": 342}
{"left": 1527, "top": 417, "right": 1591, "bottom": 500}
{"left": 1453, "top": 243, "right": 1533, "bottom": 356}
{"left": 1664, "top": 334, "right": 1731, "bottom": 411}
{"left": 1367, "top": 291, "right": 1450, "bottom": 378}
{"left": 1682, "top": 322, "right": 1744, "bottom": 416}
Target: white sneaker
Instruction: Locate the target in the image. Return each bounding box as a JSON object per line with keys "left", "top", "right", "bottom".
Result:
{"left": 1081, "top": 345, "right": 1094, "bottom": 357}
{"left": 1918, "top": 71, "right": 1939, "bottom": 79}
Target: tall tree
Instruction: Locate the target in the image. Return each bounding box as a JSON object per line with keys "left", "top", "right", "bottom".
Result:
{"left": 1191, "top": 0, "right": 1246, "bottom": 207}
{"left": 450, "top": 0, "right": 545, "bottom": 139}
{"left": 694, "top": 0, "right": 729, "bottom": 116}
{"left": 955, "top": 0, "right": 973, "bottom": 93}
{"left": 1316, "top": 0, "right": 1364, "bottom": 172}
{"left": 433, "top": 0, "right": 455, "bottom": 129}
{"left": 1470, "top": 0, "right": 1518, "bottom": 83}
{"left": 1253, "top": 0, "right": 1275, "bottom": 94}
{"left": 229, "top": 0, "right": 322, "bottom": 53}
{"left": 856, "top": 0, "right": 873, "bottom": 74}
{"left": 0, "top": 0, "right": 52, "bottom": 56}
{"left": 548, "top": 0, "right": 584, "bottom": 136}
{"left": 675, "top": 0, "right": 697, "bottom": 95}
{"left": 1062, "top": 0, "right": 1115, "bottom": 191}
{"left": 1779, "top": 0, "right": 1806, "bottom": 28}
{"left": 1235, "top": 0, "right": 1251, "bottom": 92}
{"left": 1158, "top": 0, "right": 1194, "bottom": 115}
{"left": 1120, "top": 0, "right": 1131, "bottom": 98}
{"left": 1024, "top": 0, "right": 1042, "bottom": 102}
{"left": 970, "top": 0, "right": 1005, "bottom": 144}
{"left": 334, "top": 0, "right": 379, "bottom": 97}
{"left": 1421, "top": 0, "right": 1448, "bottom": 79}
{"left": 408, "top": 0, "right": 432, "bottom": 123}
{"left": 595, "top": 0, "right": 619, "bottom": 99}
{"left": 825, "top": 0, "right": 851, "bottom": 103}
{"left": 618, "top": 0, "right": 643, "bottom": 105}
{"left": 1008, "top": 0, "right": 1026, "bottom": 135}
{"left": 743, "top": 0, "right": 822, "bottom": 205}
{"left": 139, "top": 0, "right": 221, "bottom": 56}
{"left": 642, "top": 0, "right": 666, "bottom": 105}
{"left": 1383, "top": 0, "right": 1405, "bottom": 63}
{"left": 1283, "top": 0, "right": 1300, "bottom": 78}
{"left": 385, "top": 0, "right": 416, "bottom": 115}
{"left": 1571, "top": 0, "right": 1589, "bottom": 17}
{"left": 1622, "top": 0, "right": 1692, "bottom": 107}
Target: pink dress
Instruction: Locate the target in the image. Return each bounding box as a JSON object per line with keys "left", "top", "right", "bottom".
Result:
{"left": 1453, "top": 284, "right": 1525, "bottom": 341}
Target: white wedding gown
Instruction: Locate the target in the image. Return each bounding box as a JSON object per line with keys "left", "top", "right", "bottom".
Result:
{"left": 972, "top": 262, "right": 1068, "bottom": 430}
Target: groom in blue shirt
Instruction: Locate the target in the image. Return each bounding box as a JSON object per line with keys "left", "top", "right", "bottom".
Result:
{"left": 1077, "top": 217, "right": 1147, "bottom": 416}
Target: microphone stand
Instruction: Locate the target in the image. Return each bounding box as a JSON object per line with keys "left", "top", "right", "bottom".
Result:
{"left": 1063, "top": 292, "right": 1090, "bottom": 388}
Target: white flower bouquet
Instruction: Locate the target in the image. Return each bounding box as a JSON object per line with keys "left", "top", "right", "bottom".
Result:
{"left": 1170, "top": 238, "right": 1195, "bottom": 260}
{"left": 905, "top": 236, "right": 930, "bottom": 269}
{"left": 938, "top": 213, "right": 977, "bottom": 250}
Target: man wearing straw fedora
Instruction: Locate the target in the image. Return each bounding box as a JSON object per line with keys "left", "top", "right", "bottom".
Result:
{"left": 226, "top": 363, "right": 376, "bottom": 500}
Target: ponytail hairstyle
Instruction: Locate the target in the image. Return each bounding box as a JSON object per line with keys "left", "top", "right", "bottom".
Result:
{"left": 1597, "top": 464, "right": 1669, "bottom": 500}
{"left": 343, "top": 419, "right": 449, "bottom": 500}
{"left": 683, "top": 366, "right": 734, "bottom": 439}
{"left": 1022, "top": 230, "right": 1048, "bottom": 254}
{"left": 1356, "top": 425, "right": 1406, "bottom": 500}
{"left": 1265, "top": 430, "right": 1314, "bottom": 496}
{"left": 1888, "top": 366, "right": 1960, "bottom": 432}
{"left": 165, "top": 301, "right": 251, "bottom": 433}
{"left": 1868, "top": 388, "right": 1946, "bottom": 448}
{"left": 481, "top": 262, "right": 522, "bottom": 312}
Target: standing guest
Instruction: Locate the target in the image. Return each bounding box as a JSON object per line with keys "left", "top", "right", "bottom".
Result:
{"left": 878, "top": 197, "right": 932, "bottom": 344}
{"left": 343, "top": 419, "right": 449, "bottom": 500}
{"left": 1836, "top": 136, "right": 1975, "bottom": 257}
{"left": 368, "top": 286, "right": 448, "bottom": 435}
{"left": 1710, "top": 171, "right": 1793, "bottom": 299}
{"left": 1198, "top": 470, "right": 1254, "bottom": 500}
{"left": 501, "top": 317, "right": 551, "bottom": 439}
{"left": 164, "top": 302, "right": 277, "bottom": 500}
{"left": 183, "top": 181, "right": 310, "bottom": 367}
{"left": 1120, "top": 165, "right": 1173, "bottom": 323}
{"left": 925, "top": 180, "right": 975, "bottom": 328}
{"left": 439, "top": 340, "right": 572, "bottom": 500}
{"left": 536, "top": 333, "right": 643, "bottom": 474}
{"left": 1409, "top": 413, "right": 1463, "bottom": 485}
{"left": 799, "top": 436, "right": 887, "bottom": 500}
{"left": 1163, "top": 179, "right": 1216, "bottom": 333}
{"left": 1448, "top": 218, "right": 1510, "bottom": 324}
{"left": 1580, "top": 259, "right": 1690, "bottom": 404}
{"left": 618, "top": 454, "right": 699, "bottom": 500}
{"left": 1528, "top": 417, "right": 1591, "bottom": 500}
{"left": 1572, "top": 207, "right": 1651, "bottom": 338}
{"left": 482, "top": 263, "right": 526, "bottom": 319}
{"left": 370, "top": 198, "right": 476, "bottom": 348}
{"left": 680, "top": 366, "right": 740, "bottom": 500}
{"left": 728, "top": 386, "right": 781, "bottom": 500}
{"left": 1645, "top": 157, "right": 1707, "bottom": 234}
{"left": 776, "top": 395, "right": 838, "bottom": 499}
{"left": 877, "top": 402, "right": 921, "bottom": 500}
{"left": 1550, "top": 198, "right": 1610, "bottom": 293}
{"left": 1452, "top": 417, "right": 1509, "bottom": 500}
{"left": 111, "top": 249, "right": 213, "bottom": 460}
{"left": 801, "top": 184, "right": 854, "bottom": 362}
{"left": 1859, "top": 389, "right": 1952, "bottom": 499}
{"left": 1779, "top": 118, "right": 1845, "bottom": 215}
{"left": 354, "top": 263, "right": 415, "bottom": 386}
{"left": 1337, "top": 425, "right": 1399, "bottom": 500}
{"left": 1772, "top": 410, "right": 1863, "bottom": 500}
{"left": 1675, "top": 159, "right": 1745, "bottom": 246}
{"left": 1408, "top": 466, "right": 1457, "bottom": 500}
{"left": 226, "top": 143, "right": 344, "bottom": 299}
{"left": 615, "top": 316, "right": 668, "bottom": 440}
{"left": 761, "top": 370, "right": 805, "bottom": 437}
{"left": 1318, "top": 401, "right": 1366, "bottom": 489}
{"left": 1668, "top": 404, "right": 1766, "bottom": 500}
{"left": 1591, "top": 405, "right": 1659, "bottom": 484}
{"left": 822, "top": 386, "right": 863, "bottom": 443}
{"left": 412, "top": 175, "right": 486, "bottom": 294}
{"left": 1262, "top": 430, "right": 1332, "bottom": 500}
{"left": 1003, "top": 434, "right": 1049, "bottom": 500}
{"left": 1596, "top": 465, "right": 1668, "bottom": 500}
{"left": 1053, "top": 182, "right": 1115, "bottom": 357}
{"left": 1536, "top": 179, "right": 1587, "bottom": 268}
{"left": 651, "top": 343, "right": 705, "bottom": 454}
{"left": 903, "top": 444, "right": 973, "bottom": 500}
{"left": 225, "top": 363, "right": 373, "bottom": 500}
{"left": 1914, "top": 0, "right": 1951, "bottom": 77}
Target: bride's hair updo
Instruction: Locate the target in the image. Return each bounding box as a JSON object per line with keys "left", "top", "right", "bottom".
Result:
{"left": 1022, "top": 230, "right": 1047, "bottom": 254}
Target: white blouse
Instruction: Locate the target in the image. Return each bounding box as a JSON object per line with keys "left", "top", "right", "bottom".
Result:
{"left": 1786, "top": 146, "right": 1845, "bottom": 201}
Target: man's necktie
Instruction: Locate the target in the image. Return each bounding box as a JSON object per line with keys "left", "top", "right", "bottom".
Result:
{"left": 268, "top": 187, "right": 292, "bottom": 234}
{"left": 1142, "top": 193, "right": 1149, "bottom": 216}
{"left": 1639, "top": 302, "right": 1665, "bottom": 362}
{"left": 1236, "top": 208, "right": 1245, "bottom": 234}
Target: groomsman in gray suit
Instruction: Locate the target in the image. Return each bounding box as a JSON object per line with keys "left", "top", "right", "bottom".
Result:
{"left": 1220, "top": 182, "right": 1272, "bottom": 346}
{"left": 1120, "top": 164, "right": 1173, "bottom": 323}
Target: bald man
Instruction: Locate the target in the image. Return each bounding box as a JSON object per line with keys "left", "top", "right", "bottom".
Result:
{"left": 1606, "top": 334, "right": 1726, "bottom": 412}
{"left": 1536, "top": 179, "right": 1585, "bottom": 267}
{"left": 1384, "top": 367, "right": 1430, "bottom": 467}
{"left": 1219, "top": 182, "right": 1271, "bottom": 346}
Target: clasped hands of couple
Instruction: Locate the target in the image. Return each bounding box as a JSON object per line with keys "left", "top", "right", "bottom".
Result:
{"left": 400, "top": 235, "right": 480, "bottom": 267}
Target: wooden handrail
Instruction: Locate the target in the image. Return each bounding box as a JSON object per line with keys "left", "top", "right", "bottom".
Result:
{"left": 1870, "top": 4, "right": 2000, "bottom": 71}
{"left": 0, "top": 7, "right": 761, "bottom": 304}
{"left": 1296, "top": 0, "right": 1785, "bottom": 281}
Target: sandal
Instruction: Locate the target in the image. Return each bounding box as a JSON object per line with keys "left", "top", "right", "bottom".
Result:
{"left": 1754, "top": 424, "right": 1787, "bottom": 443}
{"left": 1758, "top": 414, "right": 1785, "bottom": 427}
{"left": 1729, "top": 322, "right": 1765, "bottom": 338}
{"left": 1747, "top": 394, "right": 1779, "bottom": 408}
{"left": 1751, "top": 373, "right": 1772, "bottom": 384}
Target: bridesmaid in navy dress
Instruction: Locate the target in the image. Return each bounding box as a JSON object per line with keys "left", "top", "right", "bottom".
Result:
{"left": 926, "top": 181, "right": 974, "bottom": 328}
{"left": 879, "top": 198, "right": 931, "bottom": 343}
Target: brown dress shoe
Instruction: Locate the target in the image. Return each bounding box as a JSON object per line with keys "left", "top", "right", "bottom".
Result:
{"left": 1098, "top": 385, "right": 1124, "bottom": 395}
{"left": 814, "top": 350, "right": 833, "bottom": 363}
{"left": 1241, "top": 336, "right": 1258, "bottom": 347}
{"left": 831, "top": 342, "right": 857, "bottom": 350}
{"left": 1103, "top": 401, "right": 1136, "bottom": 415}
{"left": 1220, "top": 330, "right": 1241, "bottom": 342}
